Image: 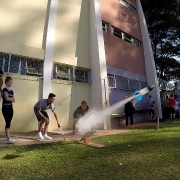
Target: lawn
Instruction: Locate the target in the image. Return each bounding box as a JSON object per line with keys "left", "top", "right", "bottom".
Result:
{"left": 0, "top": 121, "right": 180, "bottom": 180}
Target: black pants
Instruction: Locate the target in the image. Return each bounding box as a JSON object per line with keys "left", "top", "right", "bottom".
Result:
{"left": 2, "top": 106, "right": 13, "bottom": 128}
{"left": 164, "top": 107, "right": 170, "bottom": 120}
{"left": 126, "top": 114, "right": 133, "bottom": 126}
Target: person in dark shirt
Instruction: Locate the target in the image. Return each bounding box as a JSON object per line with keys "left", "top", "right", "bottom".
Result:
{"left": 124, "top": 99, "right": 135, "bottom": 127}
{"left": 2, "top": 76, "right": 15, "bottom": 143}
{"left": 71, "top": 100, "right": 89, "bottom": 135}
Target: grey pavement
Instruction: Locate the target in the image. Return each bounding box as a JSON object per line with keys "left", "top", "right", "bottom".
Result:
{"left": 0, "top": 121, "right": 158, "bottom": 147}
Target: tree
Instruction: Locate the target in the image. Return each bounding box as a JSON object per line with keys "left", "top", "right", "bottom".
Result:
{"left": 141, "top": 0, "right": 180, "bottom": 81}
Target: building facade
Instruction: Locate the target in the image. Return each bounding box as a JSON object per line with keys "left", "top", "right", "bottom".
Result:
{"left": 0, "top": 0, "right": 161, "bottom": 132}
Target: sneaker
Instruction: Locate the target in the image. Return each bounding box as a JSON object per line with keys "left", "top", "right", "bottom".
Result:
{"left": 7, "top": 138, "right": 15, "bottom": 144}
{"left": 37, "top": 132, "right": 44, "bottom": 139}
{"left": 43, "top": 134, "right": 52, "bottom": 140}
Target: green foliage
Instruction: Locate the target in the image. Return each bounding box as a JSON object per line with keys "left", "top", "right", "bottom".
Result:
{"left": 1, "top": 122, "right": 180, "bottom": 179}
{"left": 141, "top": 0, "right": 180, "bottom": 81}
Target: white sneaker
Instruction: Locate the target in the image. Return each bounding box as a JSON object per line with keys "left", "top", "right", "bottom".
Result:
{"left": 7, "top": 138, "right": 15, "bottom": 144}
{"left": 43, "top": 134, "right": 52, "bottom": 140}
{"left": 37, "top": 132, "right": 44, "bottom": 139}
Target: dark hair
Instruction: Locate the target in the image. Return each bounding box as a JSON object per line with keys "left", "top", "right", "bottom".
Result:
{"left": 149, "top": 95, "right": 152, "bottom": 98}
{"left": 48, "top": 93, "right": 56, "bottom": 98}
{"left": 0, "top": 70, "right": 3, "bottom": 75}
{"left": 170, "top": 94, "right": 174, "bottom": 98}
{"left": 81, "top": 100, "right": 87, "bottom": 105}
{"left": 5, "top": 76, "right": 12, "bottom": 83}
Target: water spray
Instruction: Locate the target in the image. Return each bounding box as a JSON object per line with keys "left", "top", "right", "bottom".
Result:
{"left": 77, "top": 85, "right": 155, "bottom": 137}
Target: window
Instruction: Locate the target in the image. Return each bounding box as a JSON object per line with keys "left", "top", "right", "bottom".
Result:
{"left": 26, "top": 60, "right": 43, "bottom": 77}
{"left": 129, "top": 79, "right": 139, "bottom": 90}
{"left": 112, "top": 26, "right": 142, "bottom": 48}
{"left": 0, "top": 54, "right": 6, "bottom": 72}
{"left": 119, "top": 0, "right": 136, "bottom": 12}
{"left": 9, "top": 55, "right": 21, "bottom": 74}
{"left": 132, "top": 38, "right": 142, "bottom": 48}
{"left": 102, "top": 21, "right": 109, "bottom": 32}
{"left": 0, "top": 53, "right": 44, "bottom": 77}
{"left": 107, "top": 74, "right": 115, "bottom": 87}
{"left": 112, "top": 27, "right": 123, "bottom": 39}
{"left": 55, "top": 64, "right": 70, "bottom": 80}
{"left": 115, "top": 76, "right": 129, "bottom": 89}
{"left": 74, "top": 68, "right": 88, "bottom": 83}
{"left": 107, "top": 73, "right": 148, "bottom": 91}
{"left": 123, "top": 33, "right": 132, "bottom": 43}
{"left": 53, "top": 63, "right": 90, "bottom": 84}
{"left": 139, "top": 81, "right": 147, "bottom": 89}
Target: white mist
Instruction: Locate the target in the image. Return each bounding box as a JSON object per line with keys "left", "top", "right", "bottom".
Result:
{"left": 76, "top": 86, "right": 154, "bottom": 132}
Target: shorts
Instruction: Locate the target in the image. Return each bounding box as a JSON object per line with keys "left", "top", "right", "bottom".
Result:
{"left": 148, "top": 109, "right": 155, "bottom": 115}
{"left": 34, "top": 107, "right": 49, "bottom": 121}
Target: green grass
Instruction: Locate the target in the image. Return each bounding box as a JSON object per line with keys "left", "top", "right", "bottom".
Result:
{"left": 1, "top": 121, "right": 180, "bottom": 180}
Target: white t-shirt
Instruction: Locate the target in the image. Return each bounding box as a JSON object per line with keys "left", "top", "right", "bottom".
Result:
{"left": 174, "top": 100, "right": 179, "bottom": 111}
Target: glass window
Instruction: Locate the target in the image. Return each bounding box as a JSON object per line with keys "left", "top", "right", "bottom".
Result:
{"left": 132, "top": 38, "right": 142, "bottom": 47}
{"left": 55, "top": 64, "right": 70, "bottom": 80}
{"left": 107, "top": 74, "right": 115, "bottom": 87}
{"left": 9, "top": 56, "right": 21, "bottom": 74}
{"left": 74, "top": 69, "right": 88, "bottom": 83}
{"left": 124, "top": 33, "right": 132, "bottom": 43}
{"left": 26, "top": 60, "right": 43, "bottom": 77}
{"left": 112, "top": 27, "right": 123, "bottom": 39}
{"left": 115, "top": 76, "right": 129, "bottom": 89}
{"left": 129, "top": 79, "right": 139, "bottom": 90}
{"left": 139, "top": 81, "right": 147, "bottom": 89}
{"left": 102, "top": 21, "right": 109, "bottom": 32}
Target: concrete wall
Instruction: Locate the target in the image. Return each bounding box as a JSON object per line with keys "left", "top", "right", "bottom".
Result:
{"left": 0, "top": 0, "right": 47, "bottom": 58}
{"left": 104, "top": 33, "right": 146, "bottom": 76}
{"left": 51, "top": 81, "right": 90, "bottom": 130}
{"left": 100, "top": 0, "right": 145, "bottom": 76}
{"left": 100, "top": 0, "right": 142, "bottom": 40}
{"left": 0, "top": 75, "right": 41, "bottom": 132}
{"left": 53, "top": 0, "right": 90, "bottom": 69}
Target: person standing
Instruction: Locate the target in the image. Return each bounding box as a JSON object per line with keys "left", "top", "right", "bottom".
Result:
{"left": 174, "top": 97, "right": 179, "bottom": 119}
{"left": 163, "top": 96, "right": 170, "bottom": 120}
{"left": 2, "top": 76, "right": 15, "bottom": 143}
{"left": 34, "top": 93, "right": 60, "bottom": 140}
{"left": 124, "top": 99, "right": 135, "bottom": 127}
{"left": 168, "top": 94, "right": 175, "bottom": 120}
{"left": 147, "top": 95, "right": 155, "bottom": 120}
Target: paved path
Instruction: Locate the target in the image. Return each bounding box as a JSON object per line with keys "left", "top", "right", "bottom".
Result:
{"left": 0, "top": 121, "right": 158, "bottom": 147}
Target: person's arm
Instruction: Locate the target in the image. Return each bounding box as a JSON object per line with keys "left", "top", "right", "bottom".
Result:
{"left": 73, "top": 108, "right": 79, "bottom": 119}
{"left": 52, "top": 110, "right": 60, "bottom": 126}
{"left": 3, "top": 92, "right": 15, "bottom": 102}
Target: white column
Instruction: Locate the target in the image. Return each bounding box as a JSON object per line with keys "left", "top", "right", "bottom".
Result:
{"left": 90, "top": 0, "right": 111, "bottom": 129}
{"left": 136, "top": 0, "right": 162, "bottom": 118}
{"left": 43, "top": 0, "right": 58, "bottom": 98}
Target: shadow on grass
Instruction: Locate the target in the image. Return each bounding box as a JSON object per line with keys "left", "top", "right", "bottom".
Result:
{"left": 2, "top": 154, "right": 24, "bottom": 160}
